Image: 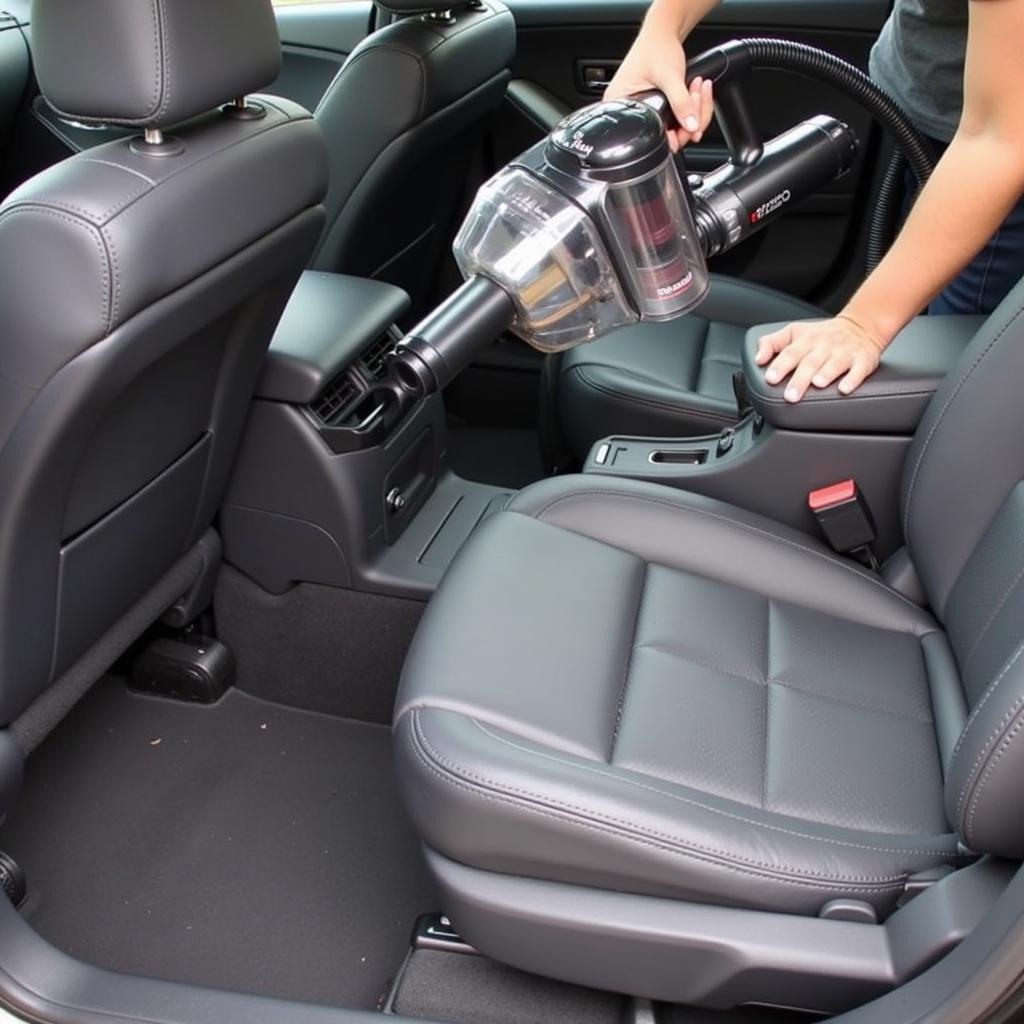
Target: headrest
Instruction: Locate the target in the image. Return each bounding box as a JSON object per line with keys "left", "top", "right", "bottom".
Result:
{"left": 32, "top": 0, "right": 282, "bottom": 128}
{"left": 376, "top": 0, "right": 471, "bottom": 14}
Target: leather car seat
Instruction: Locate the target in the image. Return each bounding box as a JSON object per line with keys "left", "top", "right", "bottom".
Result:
{"left": 395, "top": 275, "right": 1024, "bottom": 1011}
{"left": 0, "top": 0, "right": 327, "bottom": 760}
{"left": 557, "top": 274, "right": 825, "bottom": 457}
{"left": 310, "top": 0, "right": 515, "bottom": 321}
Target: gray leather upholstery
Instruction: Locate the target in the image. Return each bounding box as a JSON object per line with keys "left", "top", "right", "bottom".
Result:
{"left": 902, "top": 278, "right": 1024, "bottom": 856}
{"left": 311, "top": 0, "right": 514, "bottom": 319}
{"left": 32, "top": 0, "right": 281, "bottom": 128}
{"left": 558, "top": 275, "right": 824, "bottom": 456}
{"left": 395, "top": 275, "right": 1024, "bottom": 995}
{"left": 744, "top": 315, "right": 983, "bottom": 434}
{"left": 0, "top": 0, "right": 327, "bottom": 727}
{"left": 396, "top": 476, "right": 965, "bottom": 918}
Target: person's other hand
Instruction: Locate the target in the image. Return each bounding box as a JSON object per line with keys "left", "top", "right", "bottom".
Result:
{"left": 605, "top": 33, "right": 714, "bottom": 151}
{"left": 755, "top": 316, "right": 888, "bottom": 402}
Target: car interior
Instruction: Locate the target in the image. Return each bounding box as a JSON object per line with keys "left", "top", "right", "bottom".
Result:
{"left": 1, "top": 2, "right": 1024, "bottom": 1024}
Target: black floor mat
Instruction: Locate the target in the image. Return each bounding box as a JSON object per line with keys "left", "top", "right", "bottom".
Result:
{"left": 447, "top": 424, "right": 545, "bottom": 489}
{"left": 390, "top": 949, "right": 626, "bottom": 1024}
{"left": 0, "top": 678, "right": 436, "bottom": 1010}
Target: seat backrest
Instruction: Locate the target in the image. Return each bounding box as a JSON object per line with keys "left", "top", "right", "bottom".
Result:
{"left": 0, "top": 0, "right": 327, "bottom": 726}
{"left": 901, "top": 275, "right": 1024, "bottom": 856}
{"left": 310, "top": 0, "right": 514, "bottom": 320}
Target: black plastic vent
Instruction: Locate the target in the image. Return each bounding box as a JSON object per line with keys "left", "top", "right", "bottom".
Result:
{"left": 361, "top": 334, "right": 395, "bottom": 381}
{"left": 310, "top": 372, "right": 360, "bottom": 425}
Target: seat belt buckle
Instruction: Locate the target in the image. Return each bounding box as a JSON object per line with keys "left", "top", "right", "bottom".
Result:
{"left": 808, "top": 479, "right": 879, "bottom": 570}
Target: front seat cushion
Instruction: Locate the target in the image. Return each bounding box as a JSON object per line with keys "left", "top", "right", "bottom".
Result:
{"left": 394, "top": 475, "right": 965, "bottom": 919}
{"left": 558, "top": 275, "right": 825, "bottom": 457}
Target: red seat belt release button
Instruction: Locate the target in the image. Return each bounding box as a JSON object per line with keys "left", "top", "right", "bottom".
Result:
{"left": 808, "top": 479, "right": 857, "bottom": 512}
{"left": 808, "top": 479, "right": 878, "bottom": 566}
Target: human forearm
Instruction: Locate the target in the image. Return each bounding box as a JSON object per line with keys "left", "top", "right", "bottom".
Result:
{"left": 843, "top": 132, "right": 1024, "bottom": 344}
{"left": 756, "top": 0, "right": 1024, "bottom": 401}
{"left": 639, "top": 0, "right": 721, "bottom": 41}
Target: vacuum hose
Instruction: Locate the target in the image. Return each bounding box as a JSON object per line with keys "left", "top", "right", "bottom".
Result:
{"left": 686, "top": 38, "right": 938, "bottom": 270}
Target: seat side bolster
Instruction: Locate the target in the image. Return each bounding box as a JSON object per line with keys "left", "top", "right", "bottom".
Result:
{"left": 946, "top": 637, "right": 1024, "bottom": 856}
{"left": 507, "top": 476, "right": 938, "bottom": 637}
{"left": 396, "top": 707, "right": 964, "bottom": 917}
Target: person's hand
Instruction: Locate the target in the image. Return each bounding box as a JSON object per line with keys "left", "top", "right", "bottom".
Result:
{"left": 755, "top": 315, "right": 888, "bottom": 403}
{"left": 605, "top": 31, "right": 714, "bottom": 151}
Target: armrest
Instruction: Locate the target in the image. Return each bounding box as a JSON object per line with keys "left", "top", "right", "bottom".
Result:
{"left": 743, "top": 314, "right": 984, "bottom": 433}
{"left": 257, "top": 271, "right": 410, "bottom": 404}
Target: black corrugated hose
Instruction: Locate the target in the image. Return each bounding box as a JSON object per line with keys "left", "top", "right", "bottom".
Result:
{"left": 733, "top": 39, "right": 938, "bottom": 271}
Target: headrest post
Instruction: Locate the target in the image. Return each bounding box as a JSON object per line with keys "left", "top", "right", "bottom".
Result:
{"left": 144, "top": 128, "right": 164, "bottom": 146}
{"left": 221, "top": 95, "right": 268, "bottom": 122}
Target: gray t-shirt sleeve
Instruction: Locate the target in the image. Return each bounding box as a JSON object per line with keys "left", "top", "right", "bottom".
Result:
{"left": 869, "top": 0, "right": 968, "bottom": 143}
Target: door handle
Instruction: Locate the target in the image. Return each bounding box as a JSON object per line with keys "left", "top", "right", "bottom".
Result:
{"left": 576, "top": 60, "right": 620, "bottom": 95}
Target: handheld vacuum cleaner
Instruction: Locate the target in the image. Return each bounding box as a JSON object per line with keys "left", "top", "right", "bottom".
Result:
{"left": 388, "top": 38, "right": 937, "bottom": 402}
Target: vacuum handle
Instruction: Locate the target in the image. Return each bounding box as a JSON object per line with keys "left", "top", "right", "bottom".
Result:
{"left": 635, "top": 90, "right": 676, "bottom": 130}
{"left": 634, "top": 40, "right": 763, "bottom": 166}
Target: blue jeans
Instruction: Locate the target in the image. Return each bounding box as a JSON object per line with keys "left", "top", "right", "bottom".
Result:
{"left": 905, "top": 138, "right": 1024, "bottom": 315}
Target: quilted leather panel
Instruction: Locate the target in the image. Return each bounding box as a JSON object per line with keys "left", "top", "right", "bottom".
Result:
{"left": 612, "top": 566, "right": 945, "bottom": 834}
{"left": 396, "top": 476, "right": 963, "bottom": 917}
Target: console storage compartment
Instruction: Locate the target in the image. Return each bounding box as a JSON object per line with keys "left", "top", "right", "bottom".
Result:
{"left": 221, "top": 272, "right": 510, "bottom": 599}
{"left": 582, "top": 313, "right": 982, "bottom": 559}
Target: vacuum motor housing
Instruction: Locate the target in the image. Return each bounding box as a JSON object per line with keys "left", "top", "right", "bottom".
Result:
{"left": 453, "top": 94, "right": 856, "bottom": 353}
{"left": 455, "top": 98, "right": 710, "bottom": 352}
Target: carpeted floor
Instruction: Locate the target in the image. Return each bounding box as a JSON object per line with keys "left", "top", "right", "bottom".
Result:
{"left": 0, "top": 677, "right": 437, "bottom": 1010}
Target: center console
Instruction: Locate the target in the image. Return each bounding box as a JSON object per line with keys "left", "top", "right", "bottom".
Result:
{"left": 582, "top": 314, "right": 983, "bottom": 560}
{"left": 220, "top": 271, "right": 513, "bottom": 599}
{"left": 223, "top": 270, "right": 983, "bottom": 601}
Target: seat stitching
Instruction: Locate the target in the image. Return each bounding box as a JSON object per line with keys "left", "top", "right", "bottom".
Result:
{"left": 154, "top": 0, "right": 171, "bottom": 121}
{"left": 463, "top": 717, "right": 958, "bottom": 858}
{"left": 763, "top": 601, "right": 772, "bottom": 811}
{"left": 964, "top": 710, "right": 1024, "bottom": 844}
{"left": 691, "top": 317, "right": 711, "bottom": 392}
{"left": 411, "top": 714, "right": 924, "bottom": 887}
{"left": 4, "top": 189, "right": 151, "bottom": 227}
{"left": 636, "top": 643, "right": 763, "bottom": 686}
{"left": 0, "top": 205, "right": 111, "bottom": 332}
{"left": 572, "top": 367, "right": 737, "bottom": 422}
{"left": 950, "top": 639, "right": 1024, "bottom": 820}
{"left": 961, "top": 560, "right": 1024, "bottom": 673}
{"left": 610, "top": 564, "right": 647, "bottom": 761}
{"left": 40, "top": 0, "right": 163, "bottom": 129}
{"left": 602, "top": 641, "right": 936, "bottom": 724}
{"left": 409, "top": 722, "right": 908, "bottom": 893}
{"left": 316, "top": 44, "right": 427, "bottom": 121}
{"left": 519, "top": 490, "right": 926, "bottom": 614}
{"left": 104, "top": 226, "right": 121, "bottom": 330}
{"left": 75, "top": 158, "right": 157, "bottom": 187}
{"left": 752, "top": 387, "right": 940, "bottom": 406}
{"left": 903, "top": 301, "right": 1024, "bottom": 537}
{"left": 954, "top": 694, "right": 1024, "bottom": 829}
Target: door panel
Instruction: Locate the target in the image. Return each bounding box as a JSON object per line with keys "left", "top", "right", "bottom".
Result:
{"left": 500, "top": 0, "right": 893, "bottom": 305}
